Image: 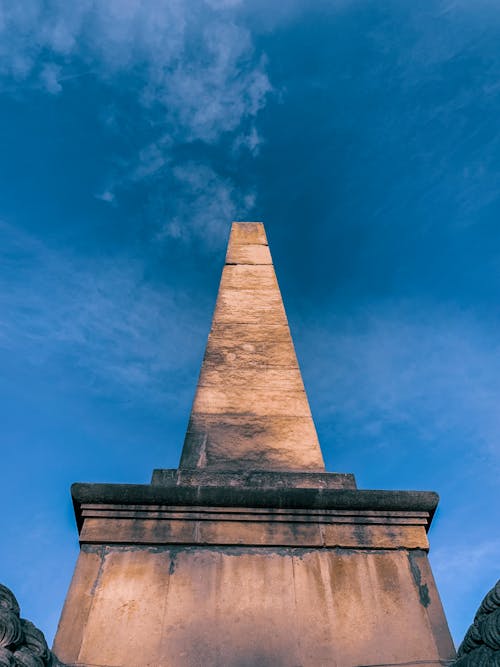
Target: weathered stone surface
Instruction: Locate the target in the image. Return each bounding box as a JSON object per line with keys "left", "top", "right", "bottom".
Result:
{"left": 52, "top": 550, "right": 102, "bottom": 661}
{"left": 192, "top": 387, "right": 312, "bottom": 416}
{"left": 226, "top": 243, "right": 272, "bottom": 265}
{"left": 226, "top": 221, "right": 267, "bottom": 245}
{"left": 77, "top": 550, "right": 169, "bottom": 667}
{"left": 198, "top": 365, "right": 305, "bottom": 391}
{"left": 182, "top": 222, "right": 325, "bottom": 472}
{"left": 150, "top": 468, "right": 357, "bottom": 489}
{"left": 54, "top": 546, "right": 455, "bottom": 667}
{"left": 71, "top": 481, "right": 440, "bottom": 516}
{"left": 203, "top": 324, "right": 299, "bottom": 368}
{"left": 182, "top": 414, "right": 323, "bottom": 469}
{"left": 213, "top": 288, "right": 288, "bottom": 325}
{"left": 219, "top": 264, "right": 278, "bottom": 291}
{"left": 75, "top": 498, "right": 431, "bottom": 549}
{"left": 410, "top": 550, "right": 458, "bottom": 660}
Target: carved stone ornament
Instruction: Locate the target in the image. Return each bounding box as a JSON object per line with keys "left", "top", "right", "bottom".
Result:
{"left": 0, "top": 584, "right": 66, "bottom": 667}
{"left": 453, "top": 579, "right": 500, "bottom": 666}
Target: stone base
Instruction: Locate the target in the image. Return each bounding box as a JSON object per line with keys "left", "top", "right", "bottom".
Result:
{"left": 54, "top": 475, "right": 455, "bottom": 667}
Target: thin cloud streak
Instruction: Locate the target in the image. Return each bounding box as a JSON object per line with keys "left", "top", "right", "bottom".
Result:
{"left": 0, "top": 222, "right": 206, "bottom": 406}
{"left": 299, "top": 303, "right": 500, "bottom": 476}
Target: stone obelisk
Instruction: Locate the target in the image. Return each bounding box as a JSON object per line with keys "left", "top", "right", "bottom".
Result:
{"left": 54, "top": 223, "right": 455, "bottom": 667}
{"left": 180, "top": 221, "right": 324, "bottom": 472}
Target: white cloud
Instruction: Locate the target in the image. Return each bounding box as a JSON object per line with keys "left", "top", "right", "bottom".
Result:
{"left": 39, "top": 62, "right": 61, "bottom": 93}
{"left": 233, "top": 126, "right": 263, "bottom": 155}
{"left": 0, "top": 0, "right": 271, "bottom": 244}
{"left": 0, "top": 0, "right": 271, "bottom": 142}
{"left": 95, "top": 190, "right": 115, "bottom": 203}
{"left": 158, "top": 162, "right": 255, "bottom": 246}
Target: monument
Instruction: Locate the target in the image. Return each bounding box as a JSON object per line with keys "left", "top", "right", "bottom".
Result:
{"left": 52, "top": 223, "right": 456, "bottom": 666}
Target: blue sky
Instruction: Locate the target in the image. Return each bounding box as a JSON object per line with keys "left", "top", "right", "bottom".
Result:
{"left": 1, "top": 0, "right": 499, "bottom": 648}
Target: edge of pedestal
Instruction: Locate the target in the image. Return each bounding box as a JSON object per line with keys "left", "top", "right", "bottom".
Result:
{"left": 71, "top": 480, "right": 439, "bottom": 535}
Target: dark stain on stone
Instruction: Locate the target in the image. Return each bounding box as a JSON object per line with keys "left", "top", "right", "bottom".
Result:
{"left": 408, "top": 552, "right": 430, "bottom": 608}
{"left": 353, "top": 523, "right": 366, "bottom": 545}
{"left": 374, "top": 556, "right": 401, "bottom": 603}
{"left": 82, "top": 544, "right": 105, "bottom": 555}
{"left": 89, "top": 548, "right": 106, "bottom": 597}
{"left": 169, "top": 551, "right": 178, "bottom": 575}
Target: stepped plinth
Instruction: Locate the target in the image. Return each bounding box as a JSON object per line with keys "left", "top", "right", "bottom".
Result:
{"left": 54, "top": 223, "right": 455, "bottom": 667}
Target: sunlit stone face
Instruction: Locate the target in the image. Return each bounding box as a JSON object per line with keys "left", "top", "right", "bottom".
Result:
{"left": 180, "top": 222, "right": 325, "bottom": 472}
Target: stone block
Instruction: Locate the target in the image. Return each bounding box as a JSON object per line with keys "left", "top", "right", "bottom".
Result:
{"left": 191, "top": 387, "right": 313, "bottom": 417}
{"left": 227, "top": 221, "right": 268, "bottom": 246}
{"left": 203, "top": 324, "right": 299, "bottom": 368}
{"left": 198, "top": 365, "right": 306, "bottom": 391}
{"left": 213, "top": 288, "right": 287, "bottom": 325}
{"left": 220, "top": 264, "right": 278, "bottom": 291}
{"left": 182, "top": 414, "right": 323, "bottom": 471}
{"left": 225, "top": 243, "right": 272, "bottom": 265}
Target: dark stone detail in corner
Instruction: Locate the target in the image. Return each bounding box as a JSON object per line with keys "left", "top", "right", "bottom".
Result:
{"left": 408, "top": 552, "right": 431, "bottom": 608}
{"left": 0, "top": 583, "right": 68, "bottom": 666}
{"left": 452, "top": 579, "right": 500, "bottom": 666}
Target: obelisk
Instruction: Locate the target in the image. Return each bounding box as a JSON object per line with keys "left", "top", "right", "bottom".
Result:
{"left": 53, "top": 223, "right": 455, "bottom": 667}
{"left": 180, "top": 222, "right": 324, "bottom": 471}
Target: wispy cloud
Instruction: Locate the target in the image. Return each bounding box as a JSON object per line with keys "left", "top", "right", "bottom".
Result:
{"left": 432, "top": 538, "right": 500, "bottom": 588}
{"left": 158, "top": 163, "right": 256, "bottom": 245}
{"left": 0, "top": 222, "right": 206, "bottom": 405}
{"left": 0, "top": 0, "right": 271, "bottom": 140}
{"left": 0, "top": 0, "right": 272, "bottom": 243}
{"left": 302, "top": 303, "right": 500, "bottom": 467}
